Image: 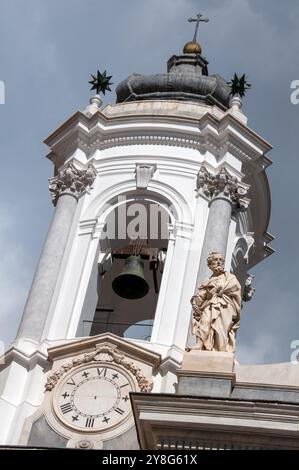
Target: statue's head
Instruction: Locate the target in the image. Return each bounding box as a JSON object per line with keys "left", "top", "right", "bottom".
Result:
{"left": 207, "top": 251, "right": 225, "bottom": 275}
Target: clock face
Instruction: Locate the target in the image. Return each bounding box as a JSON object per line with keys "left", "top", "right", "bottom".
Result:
{"left": 54, "top": 365, "right": 134, "bottom": 432}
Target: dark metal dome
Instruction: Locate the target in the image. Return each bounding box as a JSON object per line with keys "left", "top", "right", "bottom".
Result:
{"left": 116, "top": 53, "right": 231, "bottom": 111}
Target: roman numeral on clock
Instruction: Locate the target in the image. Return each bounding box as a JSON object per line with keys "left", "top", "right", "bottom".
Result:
{"left": 85, "top": 418, "right": 95, "bottom": 428}
{"left": 114, "top": 407, "right": 124, "bottom": 415}
{"left": 66, "top": 378, "right": 76, "bottom": 386}
{"left": 60, "top": 403, "right": 73, "bottom": 414}
{"left": 97, "top": 367, "right": 107, "bottom": 377}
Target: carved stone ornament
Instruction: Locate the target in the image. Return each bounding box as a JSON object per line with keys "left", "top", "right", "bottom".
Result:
{"left": 196, "top": 165, "right": 250, "bottom": 210}
{"left": 45, "top": 343, "right": 153, "bottom": 393}
{"left": 242, "top": 274, "right": 255, "bottom": 302}
{"left": 49, "top": 162, "right": 96, "bottom": 205}
{"left": 242, "top": 233, "right": 255, "bottom": 262}
{"left": 136, "top": 164, "right": 156, "bottom": 189}
{"left": 75, "top": 440, "right": 94, "bottom": 449}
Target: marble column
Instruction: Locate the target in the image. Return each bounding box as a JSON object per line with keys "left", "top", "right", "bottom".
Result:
{"left": 16, "top": 163, "right": 96, "bottom": 342}
{"left": 196, "top": 196, "right": 232, "bottom": 283}
{"left": 187, "top": 165, "right": 250, "bottom": 347}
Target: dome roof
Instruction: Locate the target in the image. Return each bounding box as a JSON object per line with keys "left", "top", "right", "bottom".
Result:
{"left": 116, "top": 52, "right": 231, "bottom": 111}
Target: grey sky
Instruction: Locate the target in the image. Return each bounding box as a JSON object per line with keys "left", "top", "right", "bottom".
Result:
{"left": 0, "top": 0, "right": 298, "bottom": 364}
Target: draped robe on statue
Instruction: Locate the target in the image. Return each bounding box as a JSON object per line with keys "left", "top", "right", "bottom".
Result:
{"left": 191, "top": 272, "right": 241, "bottom": 352}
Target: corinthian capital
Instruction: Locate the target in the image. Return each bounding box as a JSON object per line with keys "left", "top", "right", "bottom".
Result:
{"left": 196, "top": 165, "right": 250, "bottom": 210}
{"left": 49, "top": 162, "right": 96, "bottom": 205}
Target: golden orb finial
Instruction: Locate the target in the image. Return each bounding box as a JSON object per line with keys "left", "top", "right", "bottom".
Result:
{"left": 183, "top": 41, "right": 202, "bottom": 54}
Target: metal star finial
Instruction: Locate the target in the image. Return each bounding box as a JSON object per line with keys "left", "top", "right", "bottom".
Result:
{"left": 227, "top": 73, "right": 251, "bottom": 98}
{"left": 89, "top": 70, "right": 113, "bottom": 95}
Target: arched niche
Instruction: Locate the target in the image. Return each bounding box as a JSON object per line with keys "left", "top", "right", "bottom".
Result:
{"left": 79, "top": 190, "right": 177, "bottom": 341}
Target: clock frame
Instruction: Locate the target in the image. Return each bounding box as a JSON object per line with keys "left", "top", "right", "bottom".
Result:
{"left": 53, "top": 363, "right": 135, "bottom": 433}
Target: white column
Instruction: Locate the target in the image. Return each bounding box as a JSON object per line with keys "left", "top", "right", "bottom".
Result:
{"left": 196, "top": 196, "right": 233, "bottom": 284}
{"left": 186, "top": 165, "right": 250, "bottom": 347}
{"left": 16, "top": 163, "right": 96, "bottom": 342}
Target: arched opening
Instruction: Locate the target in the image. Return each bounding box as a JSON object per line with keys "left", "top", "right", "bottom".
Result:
{"left": 81, "top": 192, "right": 174, "bottom": 341}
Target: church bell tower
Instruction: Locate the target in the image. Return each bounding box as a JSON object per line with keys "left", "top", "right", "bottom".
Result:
{"left": 4, "top": 15, "right": 298, "bottom": 451}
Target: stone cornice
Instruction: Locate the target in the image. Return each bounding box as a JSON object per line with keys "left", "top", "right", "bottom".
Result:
{"left": 131, "top": 392, "right": 299, "bottom": 449}
{"left": 0, "top": 344, "right": 50, "bottom": 372}
{"left": 234, "top": 382, "right": 299, "bottom": 393}
{"left": 48, "top": 162, "right": 96, "bottom": 205}
{"left": 177, "top": 369, "right": 236, "bottom": 381}
{"left": 47, "top": 332, "right": 161, "bottom": 369}
{"left": 44, "top": 105, "right": 272, "bottom": 172}
{"left": 132, "top": 392, "right": 299, "bottom": 413}
{"left": 248, "top": 231, "right": 275, "bottom": 267}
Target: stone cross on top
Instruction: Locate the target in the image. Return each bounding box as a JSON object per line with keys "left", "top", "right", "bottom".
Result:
{"left": 188, "top": 13, "right": 209, "bottom": 43}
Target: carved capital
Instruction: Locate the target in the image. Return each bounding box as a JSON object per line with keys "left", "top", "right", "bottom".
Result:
{"left": 49, "top": 162, "right": 96, "bottom": 205}
{"left": 196, "top": 166, "right": 250, "bottom": 210}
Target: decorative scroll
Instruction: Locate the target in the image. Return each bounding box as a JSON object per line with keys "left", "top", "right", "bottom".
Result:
{"left": 45, "top": 343, "right": 153, "bottom": 393}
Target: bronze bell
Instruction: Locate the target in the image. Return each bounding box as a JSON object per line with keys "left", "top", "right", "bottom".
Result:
{"left": 112, "top": 255, "right": 150, "bottom": 299}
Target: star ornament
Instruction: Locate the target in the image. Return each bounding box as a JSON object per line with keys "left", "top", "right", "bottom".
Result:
{"left": 89, "top": 70, "right": 113, "bottom": 95}
{"left": 227, "top": 73, "right": 251, "bottom": 98}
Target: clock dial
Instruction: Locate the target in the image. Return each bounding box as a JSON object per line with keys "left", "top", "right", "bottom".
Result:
{"left": 55, "top": 365, "right": 133, "bottom": 431}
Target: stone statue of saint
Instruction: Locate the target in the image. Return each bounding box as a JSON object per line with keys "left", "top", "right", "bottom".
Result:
{"left": 190, "top": 252, "right": 242, "bottom": 352}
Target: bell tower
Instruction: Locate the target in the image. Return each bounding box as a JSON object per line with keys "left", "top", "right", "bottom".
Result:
{"left": 2, "top": 15, "right": 289, "bottom": 450}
